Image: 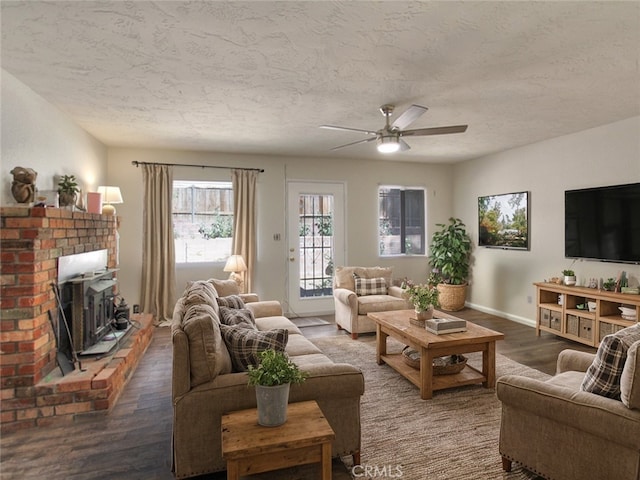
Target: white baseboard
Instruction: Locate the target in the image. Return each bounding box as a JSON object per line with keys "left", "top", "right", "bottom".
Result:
{"left": 464, "top": 302, "right": 536, "bottom": 328}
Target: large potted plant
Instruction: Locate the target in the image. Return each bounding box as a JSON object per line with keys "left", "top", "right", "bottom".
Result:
{"left": 247, "top": 349, "right": 307, "bottom": 427}
{"left": 429, "top": 217, "right": 472, "bottom": 311}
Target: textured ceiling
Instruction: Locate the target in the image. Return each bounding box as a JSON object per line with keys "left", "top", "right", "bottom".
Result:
{"left": 2, "top": 1, "right": 639, "bottom": 163}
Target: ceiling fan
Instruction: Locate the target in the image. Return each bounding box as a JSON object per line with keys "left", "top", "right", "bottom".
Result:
{"left": 320, "top": 104, "right": 468, "bottom": 153}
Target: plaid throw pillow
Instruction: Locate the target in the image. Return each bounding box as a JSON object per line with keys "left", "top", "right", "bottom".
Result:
{"left": 216, "top": 295, "right": 245, "bottom": 309}
{"left": 353, "top": 273, "right": 387, "bottom": 296}
{"left": 219, "top": 306, "right": 256, "bottom": 329}
{"left": 581, "top": 324, "right": 640, "bottom": 399}
{"left": 219, "top": 325, "right": 288, "bottom": 372}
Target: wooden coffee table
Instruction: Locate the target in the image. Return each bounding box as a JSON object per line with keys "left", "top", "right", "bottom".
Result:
{"left": 368, "top": 309, "right": 504, "bottom": 399}
{"left": 221, "top": 400, "right": 335, "bottom": 480}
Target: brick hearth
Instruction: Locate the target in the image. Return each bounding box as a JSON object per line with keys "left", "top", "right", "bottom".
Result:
{"left": 0, "top": 207, "right": 154, "bottom": 433}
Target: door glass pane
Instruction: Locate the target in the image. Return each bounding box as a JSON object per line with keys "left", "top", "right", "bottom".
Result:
{"left": 299, "top": 194, "right": 334, "bottom": 298}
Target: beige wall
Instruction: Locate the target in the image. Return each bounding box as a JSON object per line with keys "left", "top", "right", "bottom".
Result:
{"left": 1, "top": 70, "right": 107, "bottom": 204}
{"left": 453, "top": 116, "right": 640, "bottom": 326}
{"left": 108, "top": 148, "right": 453, "bottom": 310}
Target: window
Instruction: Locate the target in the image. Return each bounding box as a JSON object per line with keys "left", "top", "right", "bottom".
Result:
{"left": 378, "top": 186, "right": 425, "bottom": 256}
{"left": 173, "top": 181, "right": 233, "bottom": 263}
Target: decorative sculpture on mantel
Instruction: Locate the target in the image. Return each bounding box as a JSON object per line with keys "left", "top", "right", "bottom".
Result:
{"left": 10, "top": 166, "right": 37, "bottom": 204}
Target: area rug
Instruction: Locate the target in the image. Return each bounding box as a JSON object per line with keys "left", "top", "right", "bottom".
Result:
{"left": 311, "top": 335, "right": 550, "bottom": 480}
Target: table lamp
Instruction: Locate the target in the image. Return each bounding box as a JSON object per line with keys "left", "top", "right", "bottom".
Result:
{"left": 224, "top": 255, "right": 247, "bottom": 291}
{"left": 97, "top": 186, "right": 123, "bottom": 215}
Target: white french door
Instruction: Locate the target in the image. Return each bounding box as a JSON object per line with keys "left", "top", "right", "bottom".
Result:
{"left": 286, "top": 181, "right": 345, "bottom": 316}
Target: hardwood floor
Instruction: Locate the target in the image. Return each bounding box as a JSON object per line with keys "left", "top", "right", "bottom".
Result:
{"left": 0, "top": 308, "right": 595, "bottom": 479}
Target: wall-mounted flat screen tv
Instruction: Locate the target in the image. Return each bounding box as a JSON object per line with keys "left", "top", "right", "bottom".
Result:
{"left": 478, "top": 191, "right": 529, "bottom": 250}
{"left": 565, "top": 182, "right": 640, "bottom": 264}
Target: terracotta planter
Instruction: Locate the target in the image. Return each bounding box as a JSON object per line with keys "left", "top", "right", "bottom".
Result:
{"left": 414, "top": 307, "right": 434, "bottom": 321}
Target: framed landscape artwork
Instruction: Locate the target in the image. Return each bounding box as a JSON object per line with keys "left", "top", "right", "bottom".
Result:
{"left": 478, "top": 191, "right": 529, "bottom": 250}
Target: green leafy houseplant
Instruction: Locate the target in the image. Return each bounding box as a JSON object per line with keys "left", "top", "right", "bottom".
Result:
{"left": 247, "top": 349, "right": 308, "bottom": 386}
{"left": 57, "top": 175, "right": 80, "bottom": 207}
{"left": 562, "top": 270, "right": 575, "bottom": 277}
{"left": 404, "top": 281, "right": 439, "bottom": 311}
{"left": 429, "top": 217, "right": 472, "bottom": 285}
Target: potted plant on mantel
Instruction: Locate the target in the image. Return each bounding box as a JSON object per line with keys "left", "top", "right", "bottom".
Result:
{"left": 429, "top": 217, "right": 472, "bottom": 312}
{"left": 57, "top": 175, "right": 80, "bottom": 208}
{"left": 247, "top": 349, "right": 308, "bottom": 427}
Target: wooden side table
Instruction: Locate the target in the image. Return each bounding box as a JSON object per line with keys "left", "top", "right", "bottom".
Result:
{"left": 221, "top": 400, "right": 335, "bottom": 480}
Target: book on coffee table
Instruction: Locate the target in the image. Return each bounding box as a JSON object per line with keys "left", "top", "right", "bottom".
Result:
{"left": 425, "top": 317, "right": 467, "bottom": 335}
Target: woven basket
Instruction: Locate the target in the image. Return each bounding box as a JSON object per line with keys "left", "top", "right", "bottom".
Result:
{"left": 437, "top": 283, "right": 467, "bottom": 311}
{"left": 401, "top": 347, "right": 467, "bottom": 375}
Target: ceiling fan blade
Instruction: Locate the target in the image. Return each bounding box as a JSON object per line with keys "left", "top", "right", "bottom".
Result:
{"left": 329, "top": 137, "right": 377, "bottom": 151}
{"left": 399, "top": 138, "right": 411, "bottom": 151}
{"left": 320, "top": 125, "right": 377, "bottom": 136}
{"left": 391, "top": 104, "right": 428, "bottom": 130}
{"left": 400, "top": 125, "right": 468, "bottom": 137}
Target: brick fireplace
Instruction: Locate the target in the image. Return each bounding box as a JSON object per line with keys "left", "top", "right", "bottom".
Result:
{"left": 0, "top": 207, "right": 153, "bottom": 433}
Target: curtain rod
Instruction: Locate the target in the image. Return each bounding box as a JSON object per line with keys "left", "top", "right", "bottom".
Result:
{"left": 131, "top": 161, "right": 264, "bottom": 173}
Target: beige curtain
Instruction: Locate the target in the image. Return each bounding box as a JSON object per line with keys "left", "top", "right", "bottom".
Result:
{"left": 140, "top": 164, "right": 175, "bottom": 324}
{"left": 231, "top": 169, "right": 257, "bottom": 293}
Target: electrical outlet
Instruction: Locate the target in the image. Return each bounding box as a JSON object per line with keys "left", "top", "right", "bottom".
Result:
{"left": 527, "top": 295, "right": 532, "bottom": 304}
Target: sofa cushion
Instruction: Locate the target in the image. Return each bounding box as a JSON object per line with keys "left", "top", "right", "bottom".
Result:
{"left": 183, "top": 280, "right": 219, "bottom": 310}
{"left": 210, "top": 278, "right": 240, "bottom": 297}
{"left": 621, "top": 340, "right": 640, "bottom": 409}
{"left": 219, "top": 306, "right": 256, "bottom": 329}
{"left": 217, "top": 295, "right": 245, "bottom": 309}
{"left": 335, "top": 266, "right": 393, "bottom": 292}
{"left": 581, "top": 324, "right": 640, "bottom": 399}
{"left": 255, "top": 316, "right": 303, "bottom": 335}
{"left": 182, "top": 303, "right": 232, "bottom": 387}
{"left": 546, "top": 370, "right": 586, "bottom": 390}
{"left": 353, "top": 273, "right": 387, "bottom": 296}
{"left": 285, "top": 333, "right": 323, "bottom": 357}
{"left": 357, "top": 294, "right": 410, "bottom": 315}
{"left": 220, "top": 324, "right": 288, "bottom": 371}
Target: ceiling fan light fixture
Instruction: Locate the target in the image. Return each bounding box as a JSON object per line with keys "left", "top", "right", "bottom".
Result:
{"left": 377, "top": 134, "right": 400, "bottom": 153}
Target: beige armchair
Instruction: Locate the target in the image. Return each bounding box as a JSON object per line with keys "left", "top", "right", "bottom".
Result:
{"left": 333, "top": 266, "right": 411, "bottom": 339}
{"left": 497, "top": 341, "right": 640, "bottom": 480}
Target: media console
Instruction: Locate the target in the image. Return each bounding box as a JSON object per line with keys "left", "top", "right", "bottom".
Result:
{"left": 535, "top": 282, "right": 640, "bottom": 347}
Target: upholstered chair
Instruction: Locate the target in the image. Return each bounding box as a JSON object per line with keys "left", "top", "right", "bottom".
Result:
{"left": 497, "top": 332, "right": 640, "bottom": 480}
{"left": 333, "top": 266, "right": 412, "bottom": 339}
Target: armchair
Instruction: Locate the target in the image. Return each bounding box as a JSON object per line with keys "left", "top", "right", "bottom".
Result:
{"left": 497, "top": 340, "right": 640, "bottom": 480}
{"left": 333, "top": 266, "right": 411, "bottom": 339}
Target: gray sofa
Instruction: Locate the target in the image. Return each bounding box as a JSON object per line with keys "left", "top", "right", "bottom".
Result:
{"left": 171, "top": 279, "right": 365, "bottom": 479}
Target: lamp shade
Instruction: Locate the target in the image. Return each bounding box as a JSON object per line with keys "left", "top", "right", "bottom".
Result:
{"left": 97, "top": 186, "right": 123, "bottom": 215}
{"left": 97, "top": 186, "right": 124, "bottom": 204}
{"left": 224, "top": 255, "right": 247, "bottom": 273}
{"left": 377, "top": 135, "right": 401, "bottom": 153}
